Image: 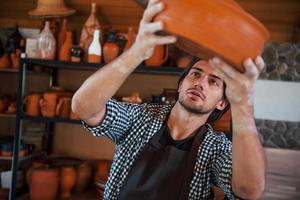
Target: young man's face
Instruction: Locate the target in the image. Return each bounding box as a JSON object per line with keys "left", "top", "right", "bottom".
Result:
{"left": 178, "top": 60, "right": 227, "bottom": 114}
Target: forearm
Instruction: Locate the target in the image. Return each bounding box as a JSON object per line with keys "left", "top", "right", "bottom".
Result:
{"left": 72, "top": 46, "right": 143, "bottom": 121}
{"left": 231, "top": 103, "right": 266, "bottom": 199}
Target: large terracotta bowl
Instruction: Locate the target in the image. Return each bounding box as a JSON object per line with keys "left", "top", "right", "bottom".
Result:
{"left": 153, "top": 0, "right": 269, "bottom": 72}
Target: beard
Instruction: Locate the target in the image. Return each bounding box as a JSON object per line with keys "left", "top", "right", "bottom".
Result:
{"left": 178, "top": 96, "right": 215, "bottom": 115}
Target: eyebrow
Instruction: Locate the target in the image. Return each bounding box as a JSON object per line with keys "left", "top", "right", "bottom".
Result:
{"left": 190, "top": 67, "right": 223, "bottom": 82}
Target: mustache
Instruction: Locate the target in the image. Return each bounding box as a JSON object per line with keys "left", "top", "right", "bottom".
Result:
{"left": 186, "top": 88, "right": 206, "bottom": 101}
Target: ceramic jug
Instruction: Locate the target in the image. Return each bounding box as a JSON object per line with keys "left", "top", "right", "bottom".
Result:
{"left": 55, "top": 96, "right": 71, "bottom": 118}
{"left": 145, "top": 45, "right": 168, "bottom": 66}
{"left": 40, "top": 92, "right": 58, "bottom": 117}
{"left": 24, "top": 94, "right": 42, "bottom": 116}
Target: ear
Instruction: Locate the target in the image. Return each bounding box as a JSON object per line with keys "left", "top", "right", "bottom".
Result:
{"left": 215, "top": 99, "right": 228, "bottom": 111}
{"left": 178, "top": 80, "right": 183, "bottom": 93}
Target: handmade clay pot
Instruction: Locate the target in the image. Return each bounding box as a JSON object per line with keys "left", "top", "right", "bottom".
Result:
{"left": 24, "top": 94, "right": 42, "bottom": 116}
{"left": 95, "top": 160, "right": 112, "bottom": 182}
{"left": 59, "top": 31, "right": 73, "bottom": 61}
{"left": 124, "top": 26, "right": 136, "bottom": 51}
{"left": 59, "top": 166, "right": 76, "bottom": 198}
{"left": 153, "top": 0, "right": 269, "bottom": 72}
{"left": 0, "top": 54, "right": 12, "bottom": 69}
{"left": 29, "top": 167, "right": 59, "bottom": 200}
{"left": 103, "top": 31, "right": 119, "bottom": 63}
{"left": 6, "top": 102, "right": 16, "bottom": 114}
{"left": 145, "top": 45, "right": 168, "bottom": 66}
{"left": 56, "top": 96, "right": 71, "bottom": 118}
{"left": 26, "top": 161, "right": 48, "bottom": 185}
{"left": 74, "top": 161, "right": 92, "bottom": 192}
{"left": 40, "top": 92, "right": 58, "bottom": 117}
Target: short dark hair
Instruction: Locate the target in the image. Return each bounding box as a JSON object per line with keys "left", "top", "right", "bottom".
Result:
{"left": 176, "top": 57, "right": 230, "bottom": 123}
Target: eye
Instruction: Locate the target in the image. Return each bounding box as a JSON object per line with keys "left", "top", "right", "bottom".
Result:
{"left": 191, "top": 71, "right": 201, "bottom": 78}
{"left": 209, "top": 78, "right": 220, "bottom": 87}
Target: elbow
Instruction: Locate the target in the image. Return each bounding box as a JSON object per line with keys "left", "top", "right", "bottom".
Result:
{"left": 233, "top": 181, "right": 265, "bottom": 199}
{"left": 71, "top": 93, "right": 84, "bottom": 118}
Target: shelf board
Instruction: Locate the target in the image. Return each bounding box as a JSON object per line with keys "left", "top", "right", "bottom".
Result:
{"left": 0, "top": 151, "right": 45, "bottom": 161}
{"left": 0, "top": 68, "right": 19, "bottom": 73}
{"left": 21, "top": 58, "right": 184, "bottom": 76}
{"left": 0, "top": 113, "right": 16, "bottom": 118}
{"left": 21, "top": 114, "right": 82, "bottom": 125}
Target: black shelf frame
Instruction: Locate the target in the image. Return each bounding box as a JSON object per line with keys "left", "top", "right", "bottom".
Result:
{"left": 9, "top": 57, "right": 183, "bottom": 200}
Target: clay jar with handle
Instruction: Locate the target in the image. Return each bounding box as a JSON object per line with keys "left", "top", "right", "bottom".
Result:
{"left": 74, "top": 161, "right": 92, "bottom": 192}
{"left": 145, "top": 45, "right": 168, "bottom": 66}
{"left": 24, "top": 94, "right": 42, "bottom": 116}
{"left": 29, "top": 167, "right": 59, "bottom": 200}
{"left": 40, "top": 92, "right": 58, "bottom": 117}
{"left": 56, "top": 96, "right": 71, "bottom": 118}
{"left": 59, "top": 166, "right": 76, "bottom": 198}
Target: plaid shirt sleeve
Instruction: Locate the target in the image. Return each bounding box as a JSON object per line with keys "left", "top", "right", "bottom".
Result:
{"left": 82, "top": 98, "right": 145, "bottom": 145}
{"left": 211, "top": 135, "right": 240, "bottom": 199}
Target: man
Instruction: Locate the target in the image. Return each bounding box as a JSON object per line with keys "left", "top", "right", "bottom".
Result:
{"left": 72, "top": 0, "right": 266, "bottom": 199}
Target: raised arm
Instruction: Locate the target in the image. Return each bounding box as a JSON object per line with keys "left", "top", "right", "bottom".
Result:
{"left": 72, "top": 0, "right": 176, "bottom": 126}
{"left": 210, "top": 56, "right": 267, "bottom": 199}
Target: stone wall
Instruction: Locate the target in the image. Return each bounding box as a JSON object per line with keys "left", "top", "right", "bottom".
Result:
{"left": 258, "top": 43, "right": 300, "bottom": 150}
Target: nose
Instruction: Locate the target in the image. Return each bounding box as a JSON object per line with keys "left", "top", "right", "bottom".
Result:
{"left": 194, "top": 74, "right": 208, "bottom": 90}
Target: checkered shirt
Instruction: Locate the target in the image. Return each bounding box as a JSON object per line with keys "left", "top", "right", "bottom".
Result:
{"left": 83, "top": 99, "right": 239, "bottom": 200}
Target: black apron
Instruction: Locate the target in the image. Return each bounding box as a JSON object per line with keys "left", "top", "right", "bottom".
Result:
{"left": 118, "top": 122, "right": 208, "bottom": 200}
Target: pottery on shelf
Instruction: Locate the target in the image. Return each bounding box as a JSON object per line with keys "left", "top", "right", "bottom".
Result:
{"left": 70, "top": 45, "right": 84, "bottom": 62}
{"left": 103, "top": 31, "right": 119, "bottom": 63}
{"left": 145, "top": 45, "right": 168, "bottom": 66}
{"left": 40, "top": 92, "right": 58, "bottom": 117}
{"left": 37, "top": 21, "right": 56, "bottom": 60}
{"left": 58, "top": 19, "right": 68, "bottom": 54}
{"left": 95, "top": 160, "right": 112, "bottom": 182}
{"left": 153, "top": 0, "right": 269, "bottom": 72}
{"left": 124, "top": 26, "right": 136, "bottom": 51}
{"left": 87, "top": 30, "right": 102, "bottom": 63}
{"left": 29, "top": 167, "right": 59, "bottom": 200}
{"left": 74, "top": 161, "right": 92, "bottom": 192}
{"left": 24, "top": 94, "right": 42, "bottom": 116}
{"left": 0, "top": 54, "right": 12, "bottom": 69}
{"left": 59, "top": 166, "right": 76, "bottom": 198}
{"left": 56, "top": 96, "right": 71, "bottom": 118}
{"left": 79, "top": 3, "right": 101, "bottom": 58}
{"left": 59, "top": 31, "right": 73, "bottom": 61}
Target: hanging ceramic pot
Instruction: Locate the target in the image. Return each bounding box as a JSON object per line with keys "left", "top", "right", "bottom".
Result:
{"left": 145, "top": 45, "right": 168, "bottom": 66}
{"left": 55, "top": 96, "right": 71, "bottom": 118}
{"left": 0, "top": 54, "right": 12, "bottom": 69}
{"left": 37, "top": 21, "right": 56, "bottom": 60}
{"left": 59, "top": 166, "right": 76, "bottom": 198}
{"left": 40, "top": 92, "right": 58, "bottom": 117}
{"left": 74, "top": 161, "right": 92, "bottom": 192}
{"left": 124, "top": 26, "right": 136, "bottom": 51}
{"left": 29, "top": 167, "right": 59, "bottom": 200}
{"left": 103, "top": 31, "right": 119, "bottom": 63}
{"left": 59, "top": 31, "right": 73, "bottom": 61}
{"left": 79, "top": 3, "right": 101, "bottom": 59}
{"left": 58, "top": 19, "right": 68, "bottom": 53}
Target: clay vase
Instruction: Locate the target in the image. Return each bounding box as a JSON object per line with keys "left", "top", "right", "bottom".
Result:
{"left": 124, "top": 26, "right": 136, "bottom": 51}
{"left": 24, "top": 94, "right": 42, "bottom": 116}
{"left": 145, "top": 45, "right": 168, "bottom": 66}
{"left": 59, "top": 31, "right": 73, "bottom": 61}
{"left": 29, "top": 167, "right": 59, "bottom": 200}
{"left": 153, "top": 0, "right": 269, "bottom": 72}
{"left": 95, "top": 160, "right": 112, "bottom": 182}
{"left": 0, "top": 54, "right": 12, "bottom": 69}
{"left": 103, "top": 31, "right": 119, "bottom": 63}
{"left": 59, "top": 166, "right": 76, "bottom": 198}
{"left": 10, "top": 49, "right": 21, "bottom": 69}
{"left": 40, "top": 92, "right": 58, "bottom": 117}
{"left": 74, "top": 162, "right": 92, "bottom": 192}
{"left": 79, "top": 3, "right": 101, "bottom": 58}
{"left": 58, "top": 19, "right": 68, "bottom": 54}
{"left": 37, "top": 21, "right": 56, "bottom": 60}
{"left": 26, "top": 161, "right": 48, "bottom": 185}
{"left": 55, "top": 97, "right": 71, "bottom": 118}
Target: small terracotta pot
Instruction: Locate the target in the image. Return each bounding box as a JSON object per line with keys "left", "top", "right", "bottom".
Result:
{"left": 40, "top": 92, "right": 58, "bottom": 117}
{"left": 56, "top": 96, "right": 71, "bottom": 118}
{"left": 24, "top": 94, "right": 42, "bottom": 116}
{"left": 95, "top": 160, "right": 112, "bottom": 182}
{"left": 0, "top": 54, "right": 11, "bottom": 69}
{"left": 7, "top": 102, "right": 16, "bottom": 114}
{"left": 154, "top": 0, "right": 269, "bottom": 72}
{"left": 59, "top": 166, "right": 76, "bottom": 198}
{"left": 145, "top": 45, "right": 168, "bottom": 66}
{"left": 74, "top": 162, "right": 92, "bottom": 192}
{"left": 29, "top": 167, "right": 59, "bottom": 200}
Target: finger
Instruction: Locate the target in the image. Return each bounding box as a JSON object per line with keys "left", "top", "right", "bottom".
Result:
{"left": 243, "top": 58, "right": 259, "bottom": 79}
{"left": 142, "top": 21, "right": 164, "bottom": 34}
{"left": 147, "top": 0, "right": 160, "bottom": 8}
{"left": 255, "top": 56, "right": 266, "bottom": 73}
{"left": 211, "top": 57, "right": 242, "bottom": 80}
{"left": 142, "top": 2, "right": 164, "bottom": 24}
{"left": 147, "top": 35, "right": 177, "bottom": 45}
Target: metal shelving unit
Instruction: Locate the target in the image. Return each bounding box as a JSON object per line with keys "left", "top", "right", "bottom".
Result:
{"left": 9, "top": 57, "right": 183, "bottom": 200}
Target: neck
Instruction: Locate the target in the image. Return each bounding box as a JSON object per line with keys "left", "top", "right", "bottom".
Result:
{"left": 167, "top": 101, "right": 210, "bottom": 140}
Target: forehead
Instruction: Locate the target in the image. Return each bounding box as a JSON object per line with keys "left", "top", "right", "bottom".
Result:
{"left": 191, "top": 60, "right": 218, "bottom": 75}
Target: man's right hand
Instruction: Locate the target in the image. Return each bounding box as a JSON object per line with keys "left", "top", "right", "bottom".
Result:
{"left": 131, "top": 0, "right": 177, "bottom": 60}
